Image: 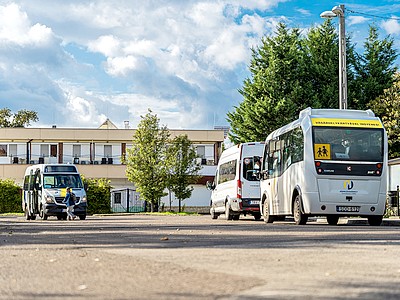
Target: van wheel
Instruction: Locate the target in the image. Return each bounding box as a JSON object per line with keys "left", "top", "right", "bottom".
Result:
{"left": 293, "top": 195, "right": 308, "bottom": 225}
{"left": 368, "top": 215, "right": 383, "bottom": 226}
{"left": 253, "top": 213, "right": 261, "bottom": 221}
{"left": 225, "top": 202, "right": 233, "bottom": 220}
{"left": 327, "top": 215, "right": 339, "bottom": 225}
{"left": 232, "top": 214, "right": 240, "bottom": 221}
{"left": 263, "top": 201, "right": 274, "bottom": 223}
{"left": 79, "top": 215, "right": 86, "bottom": 220}
{"left": 210, "top": 207, "right": 219, "bottom": 220}
{"left": 40, "top": 206, "right": 48, "bottom": 220}
{"left": 25, "top": 207, "right": 31, "bottom": 220}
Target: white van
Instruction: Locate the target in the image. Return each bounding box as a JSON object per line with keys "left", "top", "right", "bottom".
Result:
{"left": 207, "top": 142, "right": 264, "bottom": 220}
{"left": 22, "top": 164, "right": 87, "bottom": 220}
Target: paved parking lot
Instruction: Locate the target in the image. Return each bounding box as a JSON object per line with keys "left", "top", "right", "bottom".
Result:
{"left": 1, "top": 214, "right": 400, "bottom": 299}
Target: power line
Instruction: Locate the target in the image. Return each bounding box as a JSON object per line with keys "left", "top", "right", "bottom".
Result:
{"left": 347, "top": 9, "right": 400, "bottom": 21}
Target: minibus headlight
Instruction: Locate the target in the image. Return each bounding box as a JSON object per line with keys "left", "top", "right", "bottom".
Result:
{"left": 46, "top": 195, "right": 54, "bottom": 204}
{"left": 82, "top": 196, "right": 87, "bottom": 203}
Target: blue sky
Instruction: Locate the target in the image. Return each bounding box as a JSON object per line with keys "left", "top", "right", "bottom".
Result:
{"left": 0, "top": 1, "right": 399, "bottom": 129}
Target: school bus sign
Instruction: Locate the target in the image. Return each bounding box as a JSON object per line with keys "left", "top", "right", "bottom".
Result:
{"left": 314, "top": 144, "right": 331, "bottom": 160}
{"left": 311, "top": 118, "right": 382, "bottom": 128}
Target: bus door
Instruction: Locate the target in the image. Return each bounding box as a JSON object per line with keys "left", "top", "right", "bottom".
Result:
{"left": 32, "top": 169, "right": 41, "bottom": 214}
{"left": 267, "top": 139, "right": 283, "bottom": 214}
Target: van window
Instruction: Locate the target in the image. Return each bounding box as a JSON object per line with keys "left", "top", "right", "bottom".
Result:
{"left": 218, "top": 160, "right": 236, "bottom": 184}
{"left": 242, "top": 157, "right": 260, "bottom": 181}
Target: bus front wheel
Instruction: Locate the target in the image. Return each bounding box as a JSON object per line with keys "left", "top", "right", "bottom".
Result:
{"left": 263, "top": 200, "right": 274, "bottom": 223}
{"left": 225, "top": 202, "right": 233, "bottom": 220}
{"left": 293, "top": 195, "right": 308, "bottom": 225}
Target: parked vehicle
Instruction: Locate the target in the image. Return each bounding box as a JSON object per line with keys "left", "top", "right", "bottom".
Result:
{"left": 207, "top": 142, "right": 264, "bottom": 220}
{"left": 259, "top": 107, "right": 388, "bottom": 226}
{"left": 22, "top": 164, "right": 87, "bottom": 220}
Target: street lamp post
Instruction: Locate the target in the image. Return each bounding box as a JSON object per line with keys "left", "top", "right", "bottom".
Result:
{"left": 320, "top": 4, "right": 347, "bottom": 110}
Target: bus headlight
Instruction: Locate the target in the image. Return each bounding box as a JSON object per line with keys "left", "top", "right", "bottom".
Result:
{"left": 82, "top": 196, "right": 87, "bottom": 203}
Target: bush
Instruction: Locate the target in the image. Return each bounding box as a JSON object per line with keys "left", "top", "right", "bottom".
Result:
{"left": 0, "top": 179, "right": 22, "bottom": 213}
{"left": 82, "top": 177, "right": 112, "bottom": 214}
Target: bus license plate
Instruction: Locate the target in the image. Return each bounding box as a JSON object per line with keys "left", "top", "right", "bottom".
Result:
{"left": 336, "top": 206, "right": 360, "bottom": 212}
{"left": 249, "top": 200, "right": 260, "bottom": 205}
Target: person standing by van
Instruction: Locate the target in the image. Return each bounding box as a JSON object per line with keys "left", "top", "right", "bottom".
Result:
{"left": 63, "top": 187, "right": 76, "bottom": 220}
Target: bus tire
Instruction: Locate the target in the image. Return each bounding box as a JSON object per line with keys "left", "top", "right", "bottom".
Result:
{"left": 225, "top": 202, "right": 233, "bottom": 220}
{"left": 232, "top": 214, "right": 240, "bottom": 221}
{"left": 263, "top": 200, "right": 274, "bottom": 223}
{"left": 367, "top": 215, "right": 383, "bottom": 226}
{"left": 79, "top": 214, "right": 86, "bottom": 220}
{"left": 293, "top": 195, "right": 308, "bottom": 225}
{"left": 326, "top": 215, "right": 339, "bottom": 225}
{"left": 210, "top": 207, "right": 219, "bottom": 219}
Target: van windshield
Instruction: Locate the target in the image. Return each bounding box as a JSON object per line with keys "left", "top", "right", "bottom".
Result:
{"left": 242, "top": 156, "right": 260, "bottom": 181}
{"left": 43, "top": 174, "right": 83, "bottom": 189}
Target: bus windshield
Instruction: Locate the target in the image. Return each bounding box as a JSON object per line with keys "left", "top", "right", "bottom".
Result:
{"left": 313, "top": 127, "right": 383, "bottom": 162}
{"left": 43, "top": 174, "right": 83, "bottom": 189}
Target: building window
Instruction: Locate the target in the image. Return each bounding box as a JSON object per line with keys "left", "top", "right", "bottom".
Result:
{"left": 40, "top": 144, "right": 49, "bottom": 157}
{"left": 104, "top": 145, "right": 112, "bottom": 158}
{"left": 73, "top": 145, "right": 81, "bottom": 158}
{"left": 50, "top": 145, "right": 57, "bottom": 157}
{"left": 0, "top": 145, "right": 7, "bottom": 156}
{"left": 114, "top": 192, "right": 122, "bottom": 204}
{"left": 196, "top": 146, "right": 205, "bottom": 158}
{"left": 9, "top": 144, "right": 17, "bottom": 157}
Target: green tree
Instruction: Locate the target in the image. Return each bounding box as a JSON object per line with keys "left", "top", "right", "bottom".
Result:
{"left": 353, "top": 25, "right": 398, "bottom": 110}
{"left": 0, "top": 179, "right": 22, "bottom": 213}
{"left": 227, "top": 23, "right": 309, "bottom": 144}
{"left": 0, "top": 108, "right": 38, "bottom": 127}
{"left": 369, "top": 73, "right": 400, "bottom": 159}
{"left": 82, "top": 177, "right": 112, "bottom": 214}
{"left": 166, "top": 134, "right": 201, "bottom": 212}
{"left": 125, "top": 110, "right": 169, "bottom": 212}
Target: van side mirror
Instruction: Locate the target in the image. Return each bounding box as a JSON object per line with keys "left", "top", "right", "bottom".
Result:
{"left": 206, "top": 181, "right": 215, "bottom": 190}
{"left": 84, "top": 183, "right": 89, "bottom": 192}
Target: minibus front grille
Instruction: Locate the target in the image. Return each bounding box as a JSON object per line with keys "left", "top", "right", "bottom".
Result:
{"left": 55, "top": 197, "right": 80, "bottom": 204}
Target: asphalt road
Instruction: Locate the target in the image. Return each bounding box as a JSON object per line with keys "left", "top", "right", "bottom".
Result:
{"left": 1, "top": 214, "right": 400, "bottom": 300}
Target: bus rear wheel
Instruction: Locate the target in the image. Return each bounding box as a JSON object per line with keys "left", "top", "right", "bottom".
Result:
{"left": 293, "top": 195, "right": 308, "bottom": 225}
{"left": 368, "top": 215, "right": 383, "bottom": 226}
{"left": 326, "top": 215, "right": 339, "bottom": 225}
{"left": 210, "top": 207, "right": 219, "bottom": 219}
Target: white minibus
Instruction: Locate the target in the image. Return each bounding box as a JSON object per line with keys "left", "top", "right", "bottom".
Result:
{"left": 259, "top": 107, "right": 388, "bottom": 226}
{"left": 22, "top": 164, "right": 87, "bottom": 220}
{"left": 207, "top": 142, "right": 264, "bottom": 220}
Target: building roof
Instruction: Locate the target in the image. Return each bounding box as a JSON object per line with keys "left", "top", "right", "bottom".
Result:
{"left": 98, "top": 119, "right": 118, "bottom": 129}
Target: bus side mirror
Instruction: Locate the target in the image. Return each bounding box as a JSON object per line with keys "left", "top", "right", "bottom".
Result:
{"left": 84, "top": 183, "right": 88, "bottom": 191}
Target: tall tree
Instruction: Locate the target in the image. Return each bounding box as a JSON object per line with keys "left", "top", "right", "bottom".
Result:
{"left": 227, "top": 23, "right": 308, "bottom": 144}
{"left": 368, "top": 73, "right": 400, "bottom": 159}
{"left": 166, "top": 134, "right": 201, "bottom": 212}
{"left": 353, "top": 25, "right": 398, "bottom": 110}
{"left": 0, "top": 108, "right": 38, "bottom": 127}
{"left": 125, "top": 110, "right": 170, "bottom": 212}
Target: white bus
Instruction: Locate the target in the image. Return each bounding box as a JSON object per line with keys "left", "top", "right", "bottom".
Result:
{"left": 259, "top": 108, "right": 388, "bottom": 226}
{"left": 207, "top": 142, "right": 264, "bottom": 220}
{"left": 22, "top": 164, "right": 87, "bottom": 220}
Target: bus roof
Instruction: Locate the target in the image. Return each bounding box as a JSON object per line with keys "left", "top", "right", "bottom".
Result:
{"left": 266, "top": 107, "right": 381, "bottom": 141}
{"left": 24, "top": 164, "right": 79, "bottom": 175}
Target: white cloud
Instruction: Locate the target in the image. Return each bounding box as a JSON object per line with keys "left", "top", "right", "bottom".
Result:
{"left": 229, "top": 0, "right": 287, "bottom": 10}
{"left": 382, "top": 19, "right": 400, "bottom": 35}
{"left": 296, "top": 8, "right": 311, "bottom": 16}
{"left": 105, "top": 56, "right": 139, "bottom": 76}
{"left": 0, "top": 3, "right": 53, "bottom": 47}
{"left": 348, "top": 16, "right": 368, "bottom": 26}
{"left": 87, "top": 35, "right": 121, "bottom": 57}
